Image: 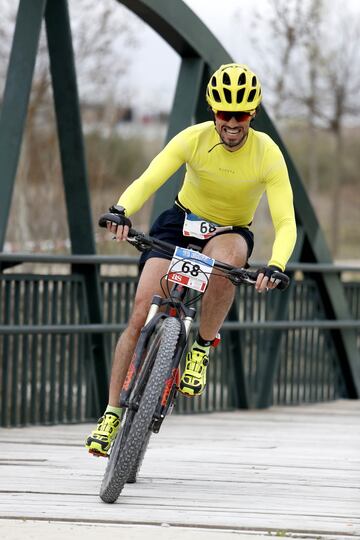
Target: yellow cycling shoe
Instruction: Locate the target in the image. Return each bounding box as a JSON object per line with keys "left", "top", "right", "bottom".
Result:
{"left": 179, "top": 347, "right": 209, "bottom": 397}
{"left": 85, "top": 412, "right": 121, "bottom": 457}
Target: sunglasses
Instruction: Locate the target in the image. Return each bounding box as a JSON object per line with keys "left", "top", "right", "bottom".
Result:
{"left": 215, "top": 110, "right": 254, "bottom": 122}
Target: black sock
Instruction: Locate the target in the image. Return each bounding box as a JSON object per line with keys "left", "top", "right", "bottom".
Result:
{"left": 196, "top": 333, "right": 214, "bottom": 348}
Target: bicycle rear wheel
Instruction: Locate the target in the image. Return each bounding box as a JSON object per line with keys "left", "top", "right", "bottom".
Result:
{"left": 100, "top": 317, "right": 181, "bottom": 503}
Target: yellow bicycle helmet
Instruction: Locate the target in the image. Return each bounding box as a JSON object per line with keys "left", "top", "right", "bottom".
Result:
{"left": 206, "top": 63, "right": 262, "bottom": 112}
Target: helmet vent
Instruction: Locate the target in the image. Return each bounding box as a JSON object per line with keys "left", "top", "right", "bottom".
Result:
{"left": 224, "top": 88, "right": 232, "bottom": 103}
{"left": 212, "top": 89, "right": 221, "bottom": 102}
{"left": 222, "top": 72, "right": 231, "bottom": 85}
{"left": 238, "top": 72, "right": 246, "bottom": 86}
{"left": 248, "top": 89, "right": 256, "bottom": 102}
{"left": 237, "top": 88, "right": 245, "bottom": 103}
{"left": 252, "top": 76, "right": 257, "bottom": 87}
{"left": 211, "top": 76, "right": 217, "bottom": 87}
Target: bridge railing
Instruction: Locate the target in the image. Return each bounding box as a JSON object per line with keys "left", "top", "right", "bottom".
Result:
{"left": 0, "top": 254, "right": 359, "bottom": 426}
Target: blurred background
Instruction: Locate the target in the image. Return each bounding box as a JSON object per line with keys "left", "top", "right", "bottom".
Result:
{"left": 1, "top": 0, "right": 359, "bottom": 263}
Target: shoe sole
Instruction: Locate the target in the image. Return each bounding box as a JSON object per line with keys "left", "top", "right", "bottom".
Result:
{"left": 86, "top": 437, "right": 112, "bottom": 457}
{"left": 88, "top": 448, "right": 109, "bottom": 458}
{"left": 178, "top": 385, "right": 205, "bottom": 397}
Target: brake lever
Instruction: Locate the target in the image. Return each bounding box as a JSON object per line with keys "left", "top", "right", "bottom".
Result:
{"left": 126, "top": 234, "right": 152, "bottom": 253}
{"left": 228, "top": 269, "right": 257, "bottom": 286}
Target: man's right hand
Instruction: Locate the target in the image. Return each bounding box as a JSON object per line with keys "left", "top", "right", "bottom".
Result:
{"left": 98, "top": 205, "right": 132, "bottom": 241}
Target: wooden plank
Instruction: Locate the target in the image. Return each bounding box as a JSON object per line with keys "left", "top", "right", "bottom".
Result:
{"left": 0, "top": 400, "right": 359, "bottom": 539}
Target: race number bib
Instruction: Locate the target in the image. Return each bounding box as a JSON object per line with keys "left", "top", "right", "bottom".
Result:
{"left": 183, "top": 212, "right": 232, "bottom": 240}
{"left": 167, "top": 246, "right": 215, "bottom": 292}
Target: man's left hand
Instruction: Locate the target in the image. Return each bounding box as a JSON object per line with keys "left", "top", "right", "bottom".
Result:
{"left": 255, "top": 265, "right": 282, "bottom": 293}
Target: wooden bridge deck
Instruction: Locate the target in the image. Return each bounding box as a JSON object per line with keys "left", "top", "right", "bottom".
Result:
{"left": 0, "top": 400, "right": 359, "bottom": 540}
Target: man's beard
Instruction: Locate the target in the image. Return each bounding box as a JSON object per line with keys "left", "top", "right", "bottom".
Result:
{"left": 220, "top": 131, "right": 247, "bottom": 148}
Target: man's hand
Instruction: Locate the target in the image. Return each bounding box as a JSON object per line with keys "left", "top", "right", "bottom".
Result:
{"left": 98, "top": 205, "right": 132, "bottom": 241}
{"left": 255, "top": 265, "right": 282, "bottom": 293}
{"left": 107, "top": 220, "right": 131, "bottom": 242}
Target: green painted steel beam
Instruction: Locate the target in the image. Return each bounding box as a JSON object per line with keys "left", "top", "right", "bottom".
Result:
{"left": 117, "top": 0, "right": 232, "bottom": 220}
{"left": 301, "top": 236, "right": 360, "bottom": 398}
{"left": 151, "top": 57, "right": 206, "bottom": 218}
{"left": 117, "top": 0, "right": 232, "bottom": 67}
{"left": 44, "top": 0, "right": 95, "bottom": 255}
{"left": 117, "top": 0, "right": 360, "bottom": 399}
{"left": 44, "top": 0, "right": 109, "bottom": 412}
{"left": 0, "top": 251, "right": 359, "bottom": 271}
{"left": 0, "top": 0, "right": 358, "bottom": 413}
{"left": 166, "top": 59, "right": 206, "bottom": 141}
{"left": 227, "top": 301, "right": 249, "bottom": 409}
{"left": 253, "top": 109, "right": 360, "bottom": 398}
{"left": 1, "top": 319, "right": 359, "bottom": 335}
{"left": 256, "top": 227, "right": 305, "bottom": 409}
{"left": 0, "top": 0, "right": 47, "bottom": 251}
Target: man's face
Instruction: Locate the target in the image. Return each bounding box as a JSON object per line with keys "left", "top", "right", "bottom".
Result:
{"left": 214, "top": 110, "right": 255, "bottom": 151}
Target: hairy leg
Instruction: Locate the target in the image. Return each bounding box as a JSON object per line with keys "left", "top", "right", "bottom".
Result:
{"left": 108, "top": 257, "right": 169, "bottom": 406}
{"left": 199, "top": 234, "right": 248, "bottom": 341}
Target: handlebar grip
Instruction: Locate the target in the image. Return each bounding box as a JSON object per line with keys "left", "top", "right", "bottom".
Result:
{"left": 98, "top": 212, "right": 134, "bottom": 233}
{"left": 98, "top": 212, "right": 122, "bottom": 228}
{"left": 272, "top": 271, "right": 290, "bottom": 291}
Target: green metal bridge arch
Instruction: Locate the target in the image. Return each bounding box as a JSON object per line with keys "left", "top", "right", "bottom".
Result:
{"left": 0, "top": 0, "right": 358, "bottom": 417}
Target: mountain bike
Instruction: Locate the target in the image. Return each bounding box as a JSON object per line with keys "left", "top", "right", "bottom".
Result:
{"left": 97, "top": 219, "right": 289, "bottom": 503}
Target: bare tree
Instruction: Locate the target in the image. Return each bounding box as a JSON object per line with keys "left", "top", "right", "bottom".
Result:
{"left": 0, "top": 0, "right": 138, "bottom": 106}
{"left": 0, "top": 0, "right": 139, "bottom": 249}
{"left": 241, "top": 0, "right": 360, "bottom": 257}
{"left": 241, "top": 0, "right": 324, "bottom": 118}
{"left": 238, "top": 0, "right": 328, "bottom": 191}
{"left": 318, "top": 12, "right": 360, "bottom": 254}
{"left": 292, "top": 0, "right": 324, "bottom": 190}
{"left": 290, "top": 5, "right": 360, "bottom": 254}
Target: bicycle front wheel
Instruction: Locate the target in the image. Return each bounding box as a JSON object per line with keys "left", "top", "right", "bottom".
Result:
{"left": 100, "top": 317, "right": 181, "bottom": 503}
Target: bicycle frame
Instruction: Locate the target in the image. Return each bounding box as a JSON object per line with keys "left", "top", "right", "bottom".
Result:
{"left": 98, "top": 220, "right": 290, "bottom": 502}
{"left": 101, "top": 222, "right": 289, "bottom": 427}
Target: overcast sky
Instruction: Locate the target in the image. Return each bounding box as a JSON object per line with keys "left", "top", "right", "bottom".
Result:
{"left": 120, "top": 0, "right": 360, "bottom": 113}
{"left": 125, "top": 0, "right": 257, "bottom": 111}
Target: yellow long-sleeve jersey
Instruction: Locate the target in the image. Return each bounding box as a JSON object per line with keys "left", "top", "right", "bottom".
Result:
{"left": 118, "top": 121, "right": 297, "bottom": 270}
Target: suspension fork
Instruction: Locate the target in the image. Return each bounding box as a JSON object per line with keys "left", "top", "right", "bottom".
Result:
{"left": 146, "top": 284, "right": 196, "bottom": 340}
{"left": 152, "top": 307, "right": 196, "bottom": 432}
{"left": 120, "top": 305, "right": 164, "bottom": 408}
{"left": 120, "top": 279, "right": 197, "bottom": 407}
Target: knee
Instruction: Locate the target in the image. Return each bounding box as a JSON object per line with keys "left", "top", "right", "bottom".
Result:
{"left": 209, "top": 247, "right": 246, "bottom": 268}
{"left": 222, "top": 252, "right": 246, "bottom": 267}
{"left": 204, "top": 235, "right": 248, "bottom": 268}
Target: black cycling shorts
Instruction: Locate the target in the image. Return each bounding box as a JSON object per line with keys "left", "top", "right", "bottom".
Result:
{"left": 139, "top": 204, "right": 254, "bottom": 270}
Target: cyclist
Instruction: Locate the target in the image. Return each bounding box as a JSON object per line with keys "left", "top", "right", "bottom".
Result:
{"left": 86, "top": 63, "right": 297, "bottom": 456}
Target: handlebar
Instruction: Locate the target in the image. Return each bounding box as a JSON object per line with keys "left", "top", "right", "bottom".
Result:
{"left": 98, "top": 213, "right": 290, "bottom": 291}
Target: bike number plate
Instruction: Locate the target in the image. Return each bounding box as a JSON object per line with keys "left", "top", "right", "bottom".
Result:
{"left": 167, "top": 246, "right": 215, "bottom": 292}
{"left": 183, "top": 212, "right": 232, "bottom": 239}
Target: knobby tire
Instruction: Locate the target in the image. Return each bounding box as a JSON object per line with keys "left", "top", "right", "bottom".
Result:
{"left": 100, "top": 317, "right": 181, "bottom": 503}
{"left": 126, "top": 431, "right": 151, "bottom": 484}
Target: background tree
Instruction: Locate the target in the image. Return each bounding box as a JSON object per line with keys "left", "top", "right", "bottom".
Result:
{"left": 242, "top": 0, "right": 324, "bottom": 119}
{"left": 318, "top": 11, "right": 360, "bottom": 253}
{"left": 236, "top": 0, "right": 360, "bottom": 259}
{"left": 0, "top": 0, "right": 139, "bottom": 250}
